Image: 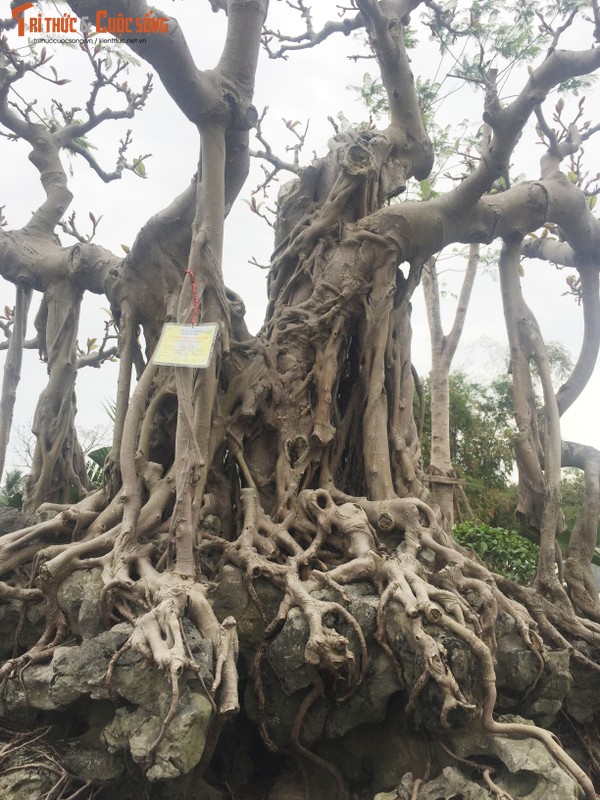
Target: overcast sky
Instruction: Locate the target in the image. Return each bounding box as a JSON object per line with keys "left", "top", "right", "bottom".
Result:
{"left": 1, "top": 0, "right": 599, "bottom": 477}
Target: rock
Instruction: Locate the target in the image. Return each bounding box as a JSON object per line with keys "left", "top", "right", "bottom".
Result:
{"left": 4, "top": 614, "right": 216, "bottom": 786}
{"left": 437, "top": 722, "right": 583, "bottom": 800}
{"left": 251, "top": 584, "right": 403, "bottom": 749}
{"left": 523, "top": 649, "right": 572, "bottom": 725}
{"left": 16, "top": 663, "right": 58, "bottom": 710}
{"left": 0, "top": 507, "right": 28, "bottom": 534}
{"left": 0, "top": 596, "right": 45, "bottom": 661}
{"left": 182, "top": 617, "right": 214, "bottom": 677}
{"left": 60, "top": 741, "right": 124, "bottom": 782}
{"left": 266, "top": 607, "right": 312, "bottom": 694}
{"left": 57, "top": 567, "right": 105, "bottom": 638}
{"left": 0, "top": 767, "right": 55, "bottom": 800}
{"left": 316, "top": 694, "right": 430, "bottom": 792}
{"left": 211, "top": 564, "right": 281, "bottom": 659}
{"left": 9, "top": 627, "right": 132, "bottom": 711}
{"left": 104, "top": 687, "right": 214, "bottom": 782}
{"left": 376, "top": 741, "right": 582, "bottom": 800}
{"left": 495, "top": 612, "right": 572, "bottom": 726}
{"left": 375, "top": 768, "right": 491, "bottom": 799}
{"left": 266, "top": 767, "right": 311, "bottom": 800}
{"left": 566, "top": 659, "right": 600, "bottom": 724}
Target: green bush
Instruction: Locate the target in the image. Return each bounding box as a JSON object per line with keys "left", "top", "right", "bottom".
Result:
{"left": 452, "top": 521, "right": 539, "bottom": 585}
{"left": 0, "top": 469, "right": 25, "bottom": 510}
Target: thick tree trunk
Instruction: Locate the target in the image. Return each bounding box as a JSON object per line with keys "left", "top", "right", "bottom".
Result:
{"left": 23, "top": 282, "right": 91, "bottom": 513}
{"left": 0, "top": 285, "right": 31, "bottom": 479}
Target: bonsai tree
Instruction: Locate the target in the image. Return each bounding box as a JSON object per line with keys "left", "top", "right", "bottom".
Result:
{"left": 0, "top": 2, "right": 599, "bottom": 798}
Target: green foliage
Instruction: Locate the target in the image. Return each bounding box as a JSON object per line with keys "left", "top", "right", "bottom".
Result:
{"left": 415, "top": 77, "right": 442, "bottom": 125}
{"left": 348, "top": 73, "right": 388, "bottom": 121}
{"left": 462, "top": 477, "right": 518, "bottom": 529}
{"left": 418, "top": 178, "right": 440, "bottom": 200}
{"left": 534, "top": 341, "right": 573, "bottom": 385}
{"left": 424, "top": 0, "right": 576, "bottom": 70}
{"left": 86, "top": 446, "right": 110, "bottom": 487}
{"left": 419, "top": 357, "right": 580, "bottom": 527}
{"left": 0, "top": 469, "right": 25, "bottom": 509}
{"left": 420, "top": 371, "right": 515, "bottom": 488}
{"left": 557, "top": 75, "right": 597, "bottom": 95}
{"left": 453, "top": 521, "right": 539, "bottom": 584}
{"left": 561, "top": 468, "right": 585, "bottom": 535}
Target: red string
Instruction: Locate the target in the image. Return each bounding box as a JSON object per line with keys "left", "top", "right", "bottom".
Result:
{"left": 185, "top": 269, "right": 199, "bottom": 325}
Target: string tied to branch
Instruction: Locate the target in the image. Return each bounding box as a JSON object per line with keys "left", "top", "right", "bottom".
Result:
{"left": 185, "top": 269, "right": 199, "bottom": 326}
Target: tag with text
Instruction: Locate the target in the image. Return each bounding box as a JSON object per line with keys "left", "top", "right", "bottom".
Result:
{"left": 153, "top": 323, "right": 218, "bottom": 368}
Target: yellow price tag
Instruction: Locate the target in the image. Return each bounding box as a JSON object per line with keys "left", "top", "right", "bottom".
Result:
{"left": 152, "top": 323, "right": 218, "bottom": 368}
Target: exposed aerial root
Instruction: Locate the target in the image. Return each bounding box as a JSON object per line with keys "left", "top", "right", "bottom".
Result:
{"left": 105, "top": 640, "right": 133, "bottom": 700}
{"left": 1, "top": 482, "right": 598, "bottom": 799}
{"left": 482, "top": 768, "right": 516, "bottom": 800}
{"left": 146, "top": 662, "right": 182, "bottom": 763}
{"left": 212, "top": 616, "right": 240, "bottom": 715}
{"left": 253, "top": 638, "right": 281, "bottom": 754}
{"left": 290, "top": 674, "right": 349, "bottom": 800}
{"left": 93, "top": 549, "right": 243, "bottom": 771}
{"left": 215, "top": 488, "right": 599, "bottom": 799}
{"left": 410, "top": 778, "right": 423, "bottom": 800}
{"left": 437, "top": 739, "right": 515, "bottom": 800}
{"left": 0, "top": 720, "right": 104, "bottom": 799}
{"left": 0, "top": 610, "right": 67, "bottom": 687}
{"left": 438, "top": 611, "right": 597, "bottom": 800}
{"left": 0, "top": 581, "right": 43, "bottom": 603}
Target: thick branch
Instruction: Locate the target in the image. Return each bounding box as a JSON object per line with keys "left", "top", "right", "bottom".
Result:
{"left": 356, "top": 0, "right": 433, "bottom": 182}
{"left": 556, "top": 266, "right": 600, "bottom": 416}
{"left": 444, "top": 47, "right": 600, "bottom": 208}
{"left": 66, "top": 0, "right": 216, "bottom": 123}
{"left": 521, "top": 236, "right": 576, "bottom": 267}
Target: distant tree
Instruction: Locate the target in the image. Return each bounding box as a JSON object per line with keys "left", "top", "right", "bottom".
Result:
{"left": 422, "top": 247, "right": 479, "bottom": 530}
{"left": 420, "top": 371, "right": 515, "bottom": 523}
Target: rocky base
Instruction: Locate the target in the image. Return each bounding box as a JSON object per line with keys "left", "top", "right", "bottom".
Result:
{"left": 0, "top": 554, "right": 596, "bottom": 800}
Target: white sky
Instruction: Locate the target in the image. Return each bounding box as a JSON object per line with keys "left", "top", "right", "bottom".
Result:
{"left": 1, "top": 0, "right": 599, "bottom": 477}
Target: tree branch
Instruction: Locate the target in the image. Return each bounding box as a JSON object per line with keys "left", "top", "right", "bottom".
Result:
{"left": 443, "top": 47, "right": 600, "bottom": 209}
{"left": 445, "top": 243, "right": 479, "bottom": 360}
{"left": 555, "top": 266, "right": 600, "bottom": 416}
{"left": 356, "top": 0, "right": 433, "bottom": 181}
